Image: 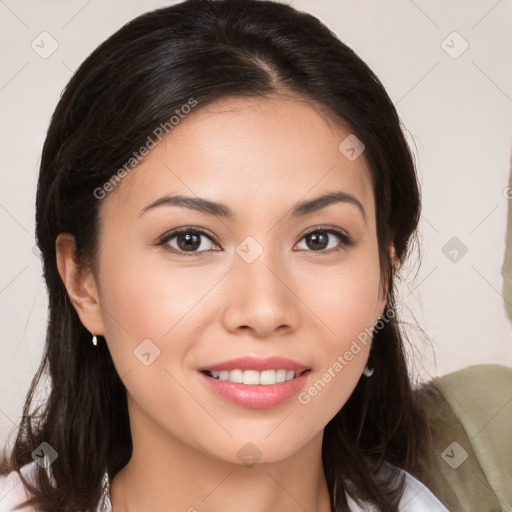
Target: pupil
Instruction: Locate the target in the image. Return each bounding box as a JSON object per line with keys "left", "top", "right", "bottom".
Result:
{"left": 308, "top": 232, "right": 328, "bottom": 250}
{"left": 178, "top": 233, "right": 200, "bottom": 251}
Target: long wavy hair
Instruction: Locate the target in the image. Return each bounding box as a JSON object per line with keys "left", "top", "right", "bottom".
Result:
{"left": 0, "top": 0, "right": 433, "bottom": 510}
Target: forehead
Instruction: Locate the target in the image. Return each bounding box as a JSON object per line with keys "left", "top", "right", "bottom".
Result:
{"left": 101, "top": 94, "right": 375, "bottom": 224}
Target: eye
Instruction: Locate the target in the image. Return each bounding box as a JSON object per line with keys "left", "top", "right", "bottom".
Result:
{"left": 157, "top": 225, "right": 354, "bottom": 256}
{"left": 295, "top": 227, "right": 353, "bottom": 253}
{"left": 157, "top": 227, "right": 219, "bottom": 255}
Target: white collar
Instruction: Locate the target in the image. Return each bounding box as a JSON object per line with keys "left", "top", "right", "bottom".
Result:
{"left": 345, "top": 466, "right": 449, "bottom": 511}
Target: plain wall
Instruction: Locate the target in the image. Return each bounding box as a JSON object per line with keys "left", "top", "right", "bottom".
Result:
{"left": 1, "top": 0, "right": 511, "bottom": 445}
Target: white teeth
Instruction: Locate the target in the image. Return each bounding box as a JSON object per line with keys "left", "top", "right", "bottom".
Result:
{"left": 259, "top": 370, "right": 276, "bottom": 385}
{"left": 229, "top": 369, "right": 243, "bottom": 383}
{"left": 210, "top": 369, "right": 303, "bottom": 385}
{"left": 275, "top": 369, "right": 286, "bottom": 382}
{"left": 243, "top": 370, "right": 260, "bottom": 385}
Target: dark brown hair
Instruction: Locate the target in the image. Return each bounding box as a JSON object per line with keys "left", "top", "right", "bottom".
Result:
{"left": 0, "top": 0, "right": 431, "bottom": 510}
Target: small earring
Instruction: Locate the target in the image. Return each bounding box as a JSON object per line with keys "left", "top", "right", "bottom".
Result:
{"left": 92, "top": 334, "right": 98, "bottom": 346}
{"left": 363, "top": 365, "right": 374, "bottom": 377}
{"left": 364, "top": 316, "right": 383, "bottom": 378}
{"left": 372, "top": 315, "right": 384, "bottom": 334}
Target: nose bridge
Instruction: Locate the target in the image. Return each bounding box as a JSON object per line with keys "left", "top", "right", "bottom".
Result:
{"left": 222, "top": 235, "right": 300, "bottom": 335}
{"left": 235, "top": 235, "right": 287, "bottom": 302}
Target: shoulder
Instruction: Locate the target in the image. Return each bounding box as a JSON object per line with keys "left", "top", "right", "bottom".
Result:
{"left": 0, "top": 461, "right": 112, "bottom": 512}
{"left": 0, "top": 461, "right": 38, "bottom": 511}
{"left": 346, "top": 464, "right": 449, "bottom": 512}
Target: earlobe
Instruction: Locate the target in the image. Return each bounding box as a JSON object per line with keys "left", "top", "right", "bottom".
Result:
{"left": 55, "top": 233, "right": 105, "bottom": 335}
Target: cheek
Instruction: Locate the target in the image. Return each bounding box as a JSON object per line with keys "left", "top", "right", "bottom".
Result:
{"left": 96, "top": 243, "right": 225, "bottom": 371}
{"left": 96, "top": 251, "right": 201, "bottom": 412}
{"left": 95, "top": 243, "right": 171, "bottom": 365}
{"left": 98, "top": 239, "right": 187, "bottom": 331}
{"left": 298, "top": 246, "right": 382, "bottom": 331}
{"left": 295, "top": 250, "right": 379, "bottom": 412}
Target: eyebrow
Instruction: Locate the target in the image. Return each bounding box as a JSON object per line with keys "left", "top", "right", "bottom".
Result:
{"left": 139, "top": 190, "right": 366, "bottom": 223}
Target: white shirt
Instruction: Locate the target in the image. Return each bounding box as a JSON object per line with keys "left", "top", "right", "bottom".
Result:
{"left": 0, "top": 460, "right": 449, "bottom": 511}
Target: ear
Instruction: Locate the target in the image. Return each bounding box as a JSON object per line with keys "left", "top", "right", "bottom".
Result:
{"left": 377, "top": 242, "right": 397, "bottom": 314}
{"left": 55, "top": 233, "right": 105, "bottom": 336}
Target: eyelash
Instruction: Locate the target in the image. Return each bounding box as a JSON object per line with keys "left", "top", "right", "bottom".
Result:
{"left": 156, "top": 225, "right": 354, "bottom": 256}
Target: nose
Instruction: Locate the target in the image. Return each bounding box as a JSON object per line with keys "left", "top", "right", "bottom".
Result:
{"left": 221, "top": 248, "right": 302, "bottom": 338}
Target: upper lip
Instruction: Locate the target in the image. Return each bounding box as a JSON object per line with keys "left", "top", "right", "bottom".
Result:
{"left": 200, "top": 356, "right": 310, "bottom": 373}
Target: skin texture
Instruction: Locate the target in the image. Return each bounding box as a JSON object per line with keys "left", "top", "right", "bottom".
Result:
{"left": 56, "top": 94, "right": 394, "bottom": 512}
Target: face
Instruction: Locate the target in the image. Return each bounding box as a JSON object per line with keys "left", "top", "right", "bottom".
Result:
{"left": 77, "top": 95, "right": 389, "bottom": 465}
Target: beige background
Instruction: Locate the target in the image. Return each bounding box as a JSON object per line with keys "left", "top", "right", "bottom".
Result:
{"left": 1, "top": 0, "right": 511, "bottom": 445}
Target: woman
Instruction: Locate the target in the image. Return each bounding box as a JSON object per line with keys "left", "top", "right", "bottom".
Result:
{"left": 0, "top": 0, "right": 449, "bottom": 510}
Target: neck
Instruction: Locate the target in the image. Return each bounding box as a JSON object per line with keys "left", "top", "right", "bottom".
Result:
{"left": 110, "top": 402, "right": 332, "bottom": 512}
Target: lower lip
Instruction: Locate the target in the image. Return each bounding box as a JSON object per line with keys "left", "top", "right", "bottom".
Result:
{"left": 199, "top": 371, "right": 311, "bottom": 409}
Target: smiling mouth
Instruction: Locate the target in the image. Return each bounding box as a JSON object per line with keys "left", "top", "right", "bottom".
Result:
{"left": 201, "top": 368, "right": 311, "bottom": 385}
